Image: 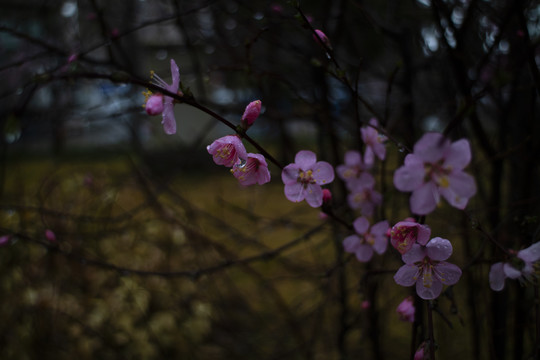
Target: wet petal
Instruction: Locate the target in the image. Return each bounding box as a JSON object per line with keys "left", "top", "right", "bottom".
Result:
{"left": 426, "top": 237, "right": 453, "bottom": 261}
{"left": 440, "top": 172, "right": 477, "bottom": 209}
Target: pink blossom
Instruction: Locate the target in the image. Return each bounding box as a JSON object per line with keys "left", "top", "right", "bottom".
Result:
{"left": 346, "top": 180, "right": 382, "bottom": 217}
{"left": 343, "top": 217, "right": 389, "bottom": 262}
{"left": 390, "top": 220, "right": 431, "bottom": 254}
{"left": 231, "top": 153, "right": 271, "bottom": 186}
{"left": 45, "top": 229, "right": 56, "bottom": 242}
{"left": 396, "top": 296, "right": 415, "bottom": 323}
{"left": 241, "top": 100, "right": 262, "bottom": 129}
{"left": 489, "top": 241, "right": 540, "bottom": 291}
{"left": 281, "top": 150, "right": 334, "bottom": 208}
{"left": 361, "top": 118, "right": 387, "bottom": 165}
{"left": 313, "top": 29, "right": 332, "bottom": 49}
{"left": 393, "top": 132, "right": 477, "bottom": 215}
{"left": 394, "top": 237, "right": 462, "bottom": 299}
{"left": 207, "top": 135, "right": 248, "bottom": 167}
{"left": 336, "top": 150, "right": 374, "bottom": 187}
{"left": 144, "top": 59, "right": 181, "bottom": 135}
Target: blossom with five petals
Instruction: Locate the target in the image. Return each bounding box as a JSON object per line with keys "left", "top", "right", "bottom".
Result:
{"left": 393, "top": 132, "right": 477, "bottom": 215}
{"left": 394, "top": 237, "right": 462, "bottom": 299}
{"left": 281, "top": 150, "right": 334, "bottom": 208}
{"left": 343, "top": 217, "right": 389, "bottom": 262}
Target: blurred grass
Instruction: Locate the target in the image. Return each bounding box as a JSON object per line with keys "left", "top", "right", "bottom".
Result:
{"left": 0, "top": 151, "right": 500, "bottom": 360}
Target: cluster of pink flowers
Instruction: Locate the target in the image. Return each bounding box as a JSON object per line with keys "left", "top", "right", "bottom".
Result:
{"left": 207, "top": 101, "right": 271, "bottom": 187}
{"left": 390, "top": 220, "right": 462, "bottom": 300}
{"left": 337, "top": 119, "right": 386, "bottom": 216}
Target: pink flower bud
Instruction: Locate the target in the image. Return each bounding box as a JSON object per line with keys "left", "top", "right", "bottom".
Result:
{"left": 322, "top": 189, "right": 332, "bottom": 204}
{"left": 241, "top": 100, "right": 262, "bottom": 128}
{"left": 313, "top": 29, "right": 332, "bottom": 49}
{"left": 396, "top": 296, "right": 415, "bottom": 323}
{"left": 45, "top": 229, "right": 56, "bottom": 242}
{"left": 145, "top": 94, "right": 164, "bottom": 116}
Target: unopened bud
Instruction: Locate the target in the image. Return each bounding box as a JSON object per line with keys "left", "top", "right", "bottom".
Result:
{"left": 241, "top": 100, "right": 262, "bottom": 129}
{"left": 313, "top": 29, "right": 332, "bottom": 49}
{"left": 322, "top": 189, "right": 332, "bottom": 204}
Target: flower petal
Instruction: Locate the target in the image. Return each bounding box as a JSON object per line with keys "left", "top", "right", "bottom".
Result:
{"left": 518, "top": 241, "right": 540, "bottom": 263}
{"left": 169, "top": 59, "right": 180, "bottom": 91}
{"left": 416, "top": 278, "right": 443, "bottom": 300}
{"left": 402, "top": 244, "right": 426, "bottom": 264}
{"left": 489, "top": 262, "right": 506, "bottom": 291}
{"left": 304, "top": 184, "right": 323, "bottom": 208}
{"left": 312, "top": 161, "right": 335, "bottom": 185}
{"left": 444, "top": 139, "right": 472, "bottom": 171}
{"left": 435, "top": 261, "right": 462, "bottom": 285}
{"left": 161, "top": 102, "right": 176, "bottom": 135}
{"left": 355, "top": 244, "right": 374, "bottom": 262}
{"left": 503, "top": 263, "right": 522, "bottom": 279}
{"left": 295, "top": 150, "right": 317, "bottom": 169}
{"left": 284, "top": 182, "right": 305, "bottom": 203}
{"left": 353, "top": 217, "right": 370, "bottom": 234}
{"left": 413, "top": 132, "right": 450, "bottom": 163}
{"left": 281, "top": 164, "right": 300, "bottom": 185}
{"left": 393, "top": 154, "right": 425, "bottom": 191}
{"left": 439, "top": 172, "right": 477, "bottom": 209}
{"left": 394, "top": 264, "right": 420, "bottom": 287}
{"left": 343, "top": 235, "right": 361, "bottom": 253}
{"left": 410, "top": 181, "right": 439, "bottom": 215}
{"left": 426, "top": 237, "right": 453, "bottom": 261}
